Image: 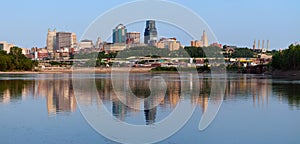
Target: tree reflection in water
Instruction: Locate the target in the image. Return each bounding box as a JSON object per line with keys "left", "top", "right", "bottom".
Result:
{"left": 0, "top": 74, "right": 299, "bottom": 122}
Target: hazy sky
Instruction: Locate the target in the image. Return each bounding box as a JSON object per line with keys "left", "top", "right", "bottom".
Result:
{"left": 0, "top": 0, "right": 299, "bottom": 49}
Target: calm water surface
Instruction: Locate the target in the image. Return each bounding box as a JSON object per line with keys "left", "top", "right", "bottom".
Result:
{"left": 0, "top": 73, "right": 299, "bottom": 144}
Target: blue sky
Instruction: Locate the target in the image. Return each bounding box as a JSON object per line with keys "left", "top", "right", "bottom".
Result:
{"left": 0, "top": 0, "right": 299, "bottom": 49}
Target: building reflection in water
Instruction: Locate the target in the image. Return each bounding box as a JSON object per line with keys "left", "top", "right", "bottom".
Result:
{"left": 35, "top": 74, "right": 77, "bottom": 115}
{"left": 223, "top": 75, "right": 273, "bottom": 108}
{"left": 0, "top": 74, "right": 76, "bottom": 116}
{"left": 0, "top": 74, "right": 300, "bottom": 121}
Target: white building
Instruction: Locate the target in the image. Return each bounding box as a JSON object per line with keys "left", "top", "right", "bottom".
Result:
{"left": 103, "top": 43, "right": 126, "bottom": 53}
{"left": 156, "top": 38, "right": 181, "bottom": 51}
{"left": 0, "top": 41, "right": 15, "bottom": 53}
{"left": 78, "top": 40, "right": 94, "bottom": 49}
{"left": 21, "top": 48, "right": 31, "bottom": 56}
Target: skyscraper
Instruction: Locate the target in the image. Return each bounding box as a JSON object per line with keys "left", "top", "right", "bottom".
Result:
{"left": 126, "top": 32, "right": 141, "bottom": 44}
{"left": 144, "top": 20, "right": 158, "bottom": 44}
{"left": 46, "top": 28, "right": 57, "bottom": 52}
{"left": 55, "top": 32, "right": 72, "bottom": 51}
{"left": 113, "top": 24, "right": 127, "bottom": 43}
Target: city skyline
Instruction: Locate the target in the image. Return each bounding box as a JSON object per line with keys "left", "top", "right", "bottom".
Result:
{"left": 0, "top": 0, "right": 299, "bottom": 49}
{"left": 0, "top": 21, "right": 278, "bottom": 52}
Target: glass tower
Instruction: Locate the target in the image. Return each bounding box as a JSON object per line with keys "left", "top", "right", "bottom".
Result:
{"left": 144, "top": 20, "right": 158, "bottom": 44}
{"left": 113, "top": 24, "right": 127, "bottom": 44}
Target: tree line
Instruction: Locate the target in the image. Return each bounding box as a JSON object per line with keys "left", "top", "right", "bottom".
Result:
{"left": 0, "top": 47, "right": 37, "bottom": 71}
{"left": 73, "top": 46, "right": 267, "bottom": 67}
{"left": 74, "top": 46, "right": 258, "bottom": 60}
{"left": 184, "top": 46, "right": 255, "bottom": 58}
{"left": 272, "top": 44, "right": 300, "bottom": 70}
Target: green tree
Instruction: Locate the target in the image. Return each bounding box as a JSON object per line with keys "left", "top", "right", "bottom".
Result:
{"left": 184, "top": 46, "right": 206, "bottom": 58}
{"left": 0, "top": 58, "right": 7, "bottom": 71}
{"left": 272, "top": 44, "right": 300, "bottom": 70}
{"left": 0, "top": 47, "right": 36, "bottom": 71}
{"left": 231, "top": 48, "right": 254, "bottom": 58}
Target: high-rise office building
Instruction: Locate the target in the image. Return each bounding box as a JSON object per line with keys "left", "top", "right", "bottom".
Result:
{"left": 113, "top": 24, "right": 127, "bottom": 43}
{"left": 55, "top": 32, "right": 72, "bottom": 51}
{"left": 144, "top": 20, "right": 158, "bottom": 44}
{"left": 46, "top": 29, "right": 57, "bottom": 52}
{"left": 126, "top": 32, "right": 141, "bottom": 44}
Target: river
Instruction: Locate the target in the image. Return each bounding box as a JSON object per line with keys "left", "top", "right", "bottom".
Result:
{"left": 0, "top": 73, "right": 299, "bottom": 144}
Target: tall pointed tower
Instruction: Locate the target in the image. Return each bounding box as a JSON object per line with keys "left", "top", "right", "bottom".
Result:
{"left": 201, "top": 30, "right": 209, "bottom": 47}
{"left": 96, "top": 37, "right": 102, "bottom": 49}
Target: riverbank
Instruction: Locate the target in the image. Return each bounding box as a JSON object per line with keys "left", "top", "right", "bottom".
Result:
{"left": 0, "top": 71, "right": 65, "bottom": 74}
{"left": 0, "top": 67, "right": 153, "bottom": 74}
{"left": 272, "top": 70, "right": 300, "bottom": 80}
{"left": 1, "top": 69, "right": 300, "bottom": 80}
